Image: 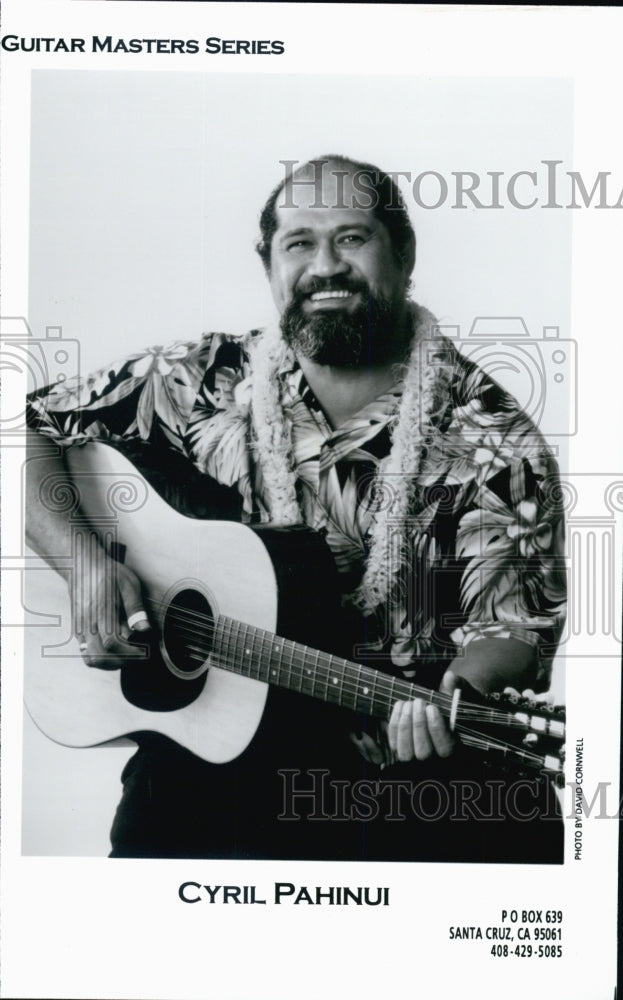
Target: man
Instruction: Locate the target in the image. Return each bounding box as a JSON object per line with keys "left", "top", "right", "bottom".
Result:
{"left": 26, "top": 156, "right": 566, "bottom": 861}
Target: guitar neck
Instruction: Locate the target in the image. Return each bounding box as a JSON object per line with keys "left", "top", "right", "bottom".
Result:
{"left": 211, "top": 615, "right": 437, "bottom": 722}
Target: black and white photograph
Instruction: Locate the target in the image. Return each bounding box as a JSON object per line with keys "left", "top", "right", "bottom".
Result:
{"left": 1, "top": 4, "right": 622, "bottom": 999}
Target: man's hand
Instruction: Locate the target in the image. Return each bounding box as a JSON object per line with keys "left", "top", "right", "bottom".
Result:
{"left": 72, "top": 551, "right": 151, "bottom": 670}
{"left": 387, "top": 669, "right": 457, "bottom": 762}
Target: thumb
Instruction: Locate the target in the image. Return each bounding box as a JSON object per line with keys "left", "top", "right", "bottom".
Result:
{"left": 440, "top": 669, "right": 457, "bottom": 695}
{"left": 117, "top": 567, "right": 150, "bottom": 631}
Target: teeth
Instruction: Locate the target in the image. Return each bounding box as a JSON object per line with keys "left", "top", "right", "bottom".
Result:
{"left": 310, "top": 290, "right": 353, "bottom": 301}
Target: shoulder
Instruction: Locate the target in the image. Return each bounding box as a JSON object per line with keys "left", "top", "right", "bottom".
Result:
{"left": 183, "top": 329, "right": 263, "bottom": 377}
{"left": 420, "top": 343, "right": 559, "bottom": 502}
{"left": 449, "top": 346, "right": 555, "bottom": 462}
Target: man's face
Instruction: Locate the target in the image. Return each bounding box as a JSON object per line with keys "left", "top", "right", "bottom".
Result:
{"left": 268, "top": 165, "right": 411, "bottom": 367}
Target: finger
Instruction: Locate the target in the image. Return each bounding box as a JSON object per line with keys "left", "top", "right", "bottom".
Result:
{"left": 117, "top": 569, "right": 150, "bottom": 631}
{"left": 387, "top": 701, "right": 403, "bottom": 753}
{"left": 396, "top": 701, "right": 416, "bottom": 761}
{"left": 376, "top": 720, "right": 395, "bottom": 767}
{"left": 522, "top": 688, "right": 555, "bottom": 706}
{"left": 80, "top": 631, "right": 121, "bottom": 671}
{"left": 410, "top": 699, "right": 434, "bottom": 761}
{"left": 95, "top": 563, "right": 149, "bottom": 668}
{"left": 95, "top": 586, "right": 144, "bottom": 661}
{"left": 349, "top": 732, "right": 385, "bottom": 765}
{"left": 425, "top": 704, "right": 455, "bottom": 758}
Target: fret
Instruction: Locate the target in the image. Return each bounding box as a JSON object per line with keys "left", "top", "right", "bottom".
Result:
{"left": 303, "top": 646, "right": 314, "bottom": 699}
{"left": 219, "top": 616, "right": 230, "bottom": 671}
{"left": 297, "top": 645, "right": 306, "bottom": 694}
{"left": 337, "top": 657, "right": 345, "bottom": 708}
{"left": 223, "top": 617, "right": 234, "bottom": 671}
{"left": 314, "top": 648, "right": 325, "bottom": 699}
{"left": 258, "top": 628, "right": 268, "bottom": 684}
{"left": 273, "top": 635, "right": 284, "bottom": 685}
{"left": 326, "top": 652, "right": 340, "bottom": 706}
{"left": 251, "top": 625, "right": 261, "bottom": 680}
{"left": 230, "top": 619, "right": 240, "bottom": 675}
{"left": 368, "top": 668, "right": 379, "bottom": 717}
{"left": 356, "top": 664, "right": 375, "bottom": 716}
{"left": 250, "top": 624, "right": 260, "bottom": 680}
{"left": 239, "top": 621, "right": 253, "bottom": 678}
{"left": 265, "top": 631, "right": 278, "bottom": 686}
{"left": 313, "top": 647, "right": 325, "bottom": 704}
{"left": 247, "top": 625, "right": 257, "bottom": 677}
{"left": 354, "top": 662, "right": 363, "bottom": 714}
{"left": 306, "top": 651, "right": 316, "bottom": 697}
{"left": 230, "top": 618, "right": 243, "bottom": 675}
{"left": 282, "top": 637, "right": 295, "bottom": 690}
{"left": 386, "top": 675, "right": 397, "bottom": 721}
{"left": 299, "top": 646, "right": 311, "bottom": 697}
{"left": 322, "top": 650, "right": 335, "bottom": 706}
{"left": 342, "top": 662, "right": 356, "bottom": 713}
{"left": 213, "top": 615, "right": 224, "bottom": 666}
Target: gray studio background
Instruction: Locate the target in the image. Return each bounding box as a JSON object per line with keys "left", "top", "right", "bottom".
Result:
{"left": 25, "top": 71, "right": 573, "bottom": 855}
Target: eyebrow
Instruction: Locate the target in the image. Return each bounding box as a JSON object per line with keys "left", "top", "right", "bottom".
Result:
{"left": 277, "top": 223, "right": 373, "bottom": 241}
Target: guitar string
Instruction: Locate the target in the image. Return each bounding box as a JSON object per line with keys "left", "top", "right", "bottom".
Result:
{"left": 140, "top": 596, "right": 563, "bottom": 733}
{"left": 145, "top": 608, "right": 528, "bottom": 729}
{"left": 172, "top": 625, "right": 547, "bottom": 732}
{"left": 154, "top": 640, "right": 549, "bottom": 768}
{"left": 141, "top": 596, "right": 563, "bottom": 730}
{"left": 114, "top": 598, "right": 558, "bottom": 771}
{"left": 137, "top": 597, "right": 564, "bottom": 751}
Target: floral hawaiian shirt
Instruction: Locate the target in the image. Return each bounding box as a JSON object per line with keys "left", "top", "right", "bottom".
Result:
{"left": 27, "top": 328, "right": 567, "bottom": 689}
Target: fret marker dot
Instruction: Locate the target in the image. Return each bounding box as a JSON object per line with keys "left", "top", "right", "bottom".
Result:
{"left": 272, "top": 669, "right": 276, "bottom": 676}
{"left": 274, "top": 645, "right": 280, "bottom": 652}
{"left": 333, "top": 678, "right": 338, "bottom": 685}
{"left": 363, "top": 687, "right": 369, "bottom": 695}
{"left": 307, "top": 669, "right": 311, "bottom": 675}
{"left": 245, "top": 648, "right": 251, "bottom": 655}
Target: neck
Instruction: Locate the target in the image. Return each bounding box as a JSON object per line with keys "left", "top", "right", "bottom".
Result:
{"left": 297, "top": 355, "right": 403, "bottom": 428}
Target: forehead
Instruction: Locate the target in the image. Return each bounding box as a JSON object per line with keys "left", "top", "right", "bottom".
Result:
{"left": 273, "top": 165, "right": 380, "bottom": 236}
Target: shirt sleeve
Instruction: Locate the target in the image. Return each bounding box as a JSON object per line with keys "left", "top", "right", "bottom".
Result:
{"left": 25, "top": 335, "right": 243, "bottom": 461}
{"left": 450, "top": 433, "right": 567, "bottom": 689}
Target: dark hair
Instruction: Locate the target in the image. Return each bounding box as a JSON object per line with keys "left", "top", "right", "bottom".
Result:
{"left": 256, "top": 155, "right": 416, "bottom": 274}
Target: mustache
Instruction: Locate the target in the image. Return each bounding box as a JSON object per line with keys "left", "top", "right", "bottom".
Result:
{"left": 291, "top": 277, "right": 369, "bottom": 303}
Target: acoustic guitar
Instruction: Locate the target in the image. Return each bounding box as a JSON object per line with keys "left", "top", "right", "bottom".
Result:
{"left": 24, "top": 442, "right": 566, "bottom": 781}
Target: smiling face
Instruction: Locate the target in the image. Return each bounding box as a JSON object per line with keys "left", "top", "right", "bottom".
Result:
{"left": 268, "top": 162, "right": 413, "bottom": 367}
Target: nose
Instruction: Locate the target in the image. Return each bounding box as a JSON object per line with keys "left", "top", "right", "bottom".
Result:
{"left": 308, "top": 238, "right": 349, "bottom": 279}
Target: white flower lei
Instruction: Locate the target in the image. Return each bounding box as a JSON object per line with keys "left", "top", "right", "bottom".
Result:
{"left": 249, "top": 303, "right": 453, "bottom": 615}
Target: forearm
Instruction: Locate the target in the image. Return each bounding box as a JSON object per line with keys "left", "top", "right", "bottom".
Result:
{"left": 25, "top": 429, "right": 84, "bottom": 582}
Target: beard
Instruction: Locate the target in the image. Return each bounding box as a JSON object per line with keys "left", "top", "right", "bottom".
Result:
{"left": 280, "top": 280, "right": 409, "bottom": 368}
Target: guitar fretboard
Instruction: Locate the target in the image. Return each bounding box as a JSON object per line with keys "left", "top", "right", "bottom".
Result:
{"left": 211, "top": 615, "right": 431, "bottom": 721}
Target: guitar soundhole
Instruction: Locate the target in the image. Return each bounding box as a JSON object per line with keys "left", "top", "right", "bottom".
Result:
{"left": 162, "top": 588, "right": 214, "bottom": 676}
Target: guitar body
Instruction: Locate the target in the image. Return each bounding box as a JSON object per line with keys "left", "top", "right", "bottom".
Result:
{"left": 24, "top": 442, "right": 340, "bottom": 763}
{"left": 24, "top": 441, "right": 566, "bottom": 789}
